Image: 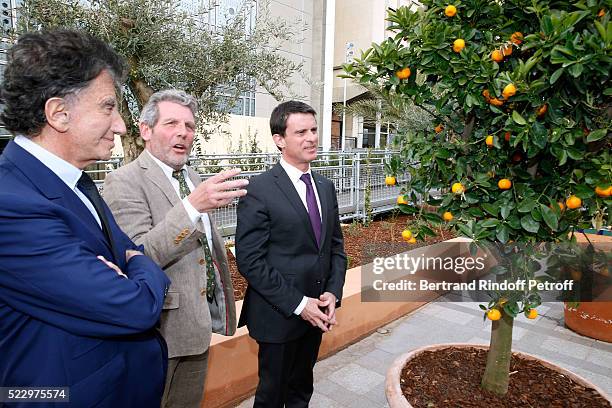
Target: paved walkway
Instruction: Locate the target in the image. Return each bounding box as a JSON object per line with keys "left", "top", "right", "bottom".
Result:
{"left": 235, "top": 300, "right": 612, "bottom": 407}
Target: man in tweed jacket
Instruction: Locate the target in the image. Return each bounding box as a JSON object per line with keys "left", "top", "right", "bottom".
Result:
{"left": 104, "top": 89, "right": 247, "bottom": 408}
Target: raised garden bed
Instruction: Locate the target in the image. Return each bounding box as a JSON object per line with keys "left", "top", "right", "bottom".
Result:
{"left": 226, "top": 212, "right": 455, "bottom": 300}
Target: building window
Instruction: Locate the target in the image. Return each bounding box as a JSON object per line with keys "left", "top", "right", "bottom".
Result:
{"left": 201, "top": 0, "right": 257, "bottom": 34}
{"left": 201, "top": 0, "right": 257, "bottom": 116}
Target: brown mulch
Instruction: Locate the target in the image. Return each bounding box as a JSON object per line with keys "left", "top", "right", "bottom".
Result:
{"left": 401, "top": 347, "right": 611, "bottom": 407}
{"left": 226, "top": 212, "right": 454, "bottom": 301}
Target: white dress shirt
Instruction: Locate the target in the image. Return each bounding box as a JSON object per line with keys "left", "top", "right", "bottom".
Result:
{"left": 14, "top": 135, "right": 102, "bottom": 228}
{"left": 279, "top": 157, "right": 323, "bottom": 315}
{"left": 146, "top": 150, "right": 214, "bottom": 251}
{"left": 279, "top": 157, "right": 322, "bottom": 219}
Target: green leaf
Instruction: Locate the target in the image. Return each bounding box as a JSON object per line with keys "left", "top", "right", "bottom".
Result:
{"left": 518, "top": 199, "right": 536, "bottom": 213}
{"left": 506, "top": 215, "right": 521, "bottom": 230}
{"left": 496, "top": 225, "right": 510, "bottom": 243}
{"left": 512, "top": 110, "right": 527, "bottom": 125}
{"left": 481, "top": 218, "right": 499, "bottom": 228}
{"left": 489, "top": 265, "right": 508, "bottom": 275}
{"left": 482, "top": 203, "right": 499, "bottom": 216}
{"left": 520, "top": 214, "right": 540, "bottom": 233}
{"left": 503, "top": 302, "right": 519, "bottom": 318}
{"left": 436, "top": 148, "right": 452, "bottom": 159}
{"left": 550, "top": 67, "right": 564, "bottom": 84}
{"left": 500, "top": 204, "right": 512, "bottom": 219}
{"left": 420, "top": 225, "right": 437, "bottom": 237}
{"left": 594, "top": 20, "right": 606, "bottom": 41}
{"left": 457, "top": 223, "right": 473, "bottom": 238}
{"left": 568, "top": 63, "right": 584, "bottom": 78}
{"left": 566, "top": 147, "right": 584, "bottom": 160}
{"left": 423, "top": 212, "right": 443, "bottom": 224}
{"left": 398, "top": 204, "right": 418, "bottom": 215}
{"left": 540, "top": 204, "right": 559, "bottom": 231}
{"left": 586, "top": 129, "right": 607, "bottom": 143}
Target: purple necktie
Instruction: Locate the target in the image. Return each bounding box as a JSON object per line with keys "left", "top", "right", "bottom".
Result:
{"left": 300, "top": 173, "right": 322, "bottom": 247}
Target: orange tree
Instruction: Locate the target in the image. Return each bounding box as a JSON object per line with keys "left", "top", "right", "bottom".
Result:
{"left": 343, "top": 0, "right": 611, "bottom": 396}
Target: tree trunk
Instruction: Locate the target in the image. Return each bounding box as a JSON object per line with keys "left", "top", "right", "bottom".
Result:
{"left": 120, "top": 130, "right": 144, "bottom": 164}
{"left": 118, "top": 93, "right": 143, "bottom": 164}
{"left": 481, "top": 312, "right": 514, "bottom": 395}
{"left": 117, "top": 75, "right": 154, "bottom": 164}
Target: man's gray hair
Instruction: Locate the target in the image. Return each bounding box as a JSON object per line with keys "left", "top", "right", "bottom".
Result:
{"left": 139, "top": 89, "right": 198, "bottom": 127}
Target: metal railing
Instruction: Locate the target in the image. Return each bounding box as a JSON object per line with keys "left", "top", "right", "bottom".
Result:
{"left": 94, "top": 150, "right": 409, "bottom": 237}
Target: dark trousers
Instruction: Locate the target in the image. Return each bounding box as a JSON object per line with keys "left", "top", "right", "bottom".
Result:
{"left": 254, "top": 329, "right": 323, "bottom": 408}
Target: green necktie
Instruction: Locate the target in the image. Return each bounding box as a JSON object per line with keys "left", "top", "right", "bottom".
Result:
{"left": 172, "top": 169, "right": 216, "bottom": 303}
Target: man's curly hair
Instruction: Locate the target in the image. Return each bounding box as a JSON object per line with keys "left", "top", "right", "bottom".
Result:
{"left": 0, "top": 29, "right": 127, "bottom": 137}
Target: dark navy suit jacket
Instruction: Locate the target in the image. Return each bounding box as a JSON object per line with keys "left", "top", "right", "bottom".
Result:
{"left": 0, "top": 141, "right": 171, "bottom": 407}
{"left": 236, "top": 164, "right": 347, "bottom": 343}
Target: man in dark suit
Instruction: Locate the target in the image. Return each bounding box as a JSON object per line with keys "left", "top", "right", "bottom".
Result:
{"left": 0, "top": 30, "right": 170, "bottom": 407}
{"left": 236, "top": 101, "right": 347, "bottom": 408}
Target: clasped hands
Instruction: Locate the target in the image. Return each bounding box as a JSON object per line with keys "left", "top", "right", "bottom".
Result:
{"left": 300, "top": 292, "right": 337, "bottom": 332}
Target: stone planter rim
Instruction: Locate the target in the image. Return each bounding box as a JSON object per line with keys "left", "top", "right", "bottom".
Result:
{"left": 385, "top": 342, "right": 612, "bottom": 407}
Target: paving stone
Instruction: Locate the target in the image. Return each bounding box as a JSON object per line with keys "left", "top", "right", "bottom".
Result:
{"left": 584, "top": 348, "right": 612, "bottom": 373}
{"left": 308, "top": 392, "right": 345, "bottom": 408}
{"left": 594, "top": 339, "right": 612, "bottom": 353}
{"left": 355, "top": 348, "right": 397, "bottom": 375}
{"left": 541, "top": 336, "right": 594, "bottom": 359}
{"left": 363, "top": 379, "right": 387, "bottom": 406}
{"left": 315, "top": 379, "right": 361, "bottom": 405}
{"left": 418, "top": 303, "right": 478, "bottom": 325}
{"left": 329, "top": 363, "right": 385, "bottom": 395}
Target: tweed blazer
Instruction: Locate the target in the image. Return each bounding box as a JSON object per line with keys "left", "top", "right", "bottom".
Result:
{"left": 103, "top": 151, "right": 236, "bottom": 358}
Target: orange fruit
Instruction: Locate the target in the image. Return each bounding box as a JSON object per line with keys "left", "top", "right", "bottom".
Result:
{"left": 487, "top": 309, "right": 502, "bottom": 321}
{"left": 498, "top": 179, "right": 512, "bottom": 190}
{"left": 445, "top": 5, "right": 457, "bottom": 17}
{"left": 434, "top": 124, "right": 444, "bottom": 133}
{"left": 451, "top": 182, "right": 465, "bottom": 194}
{"left": 401, "top": 229, "right": 413, "bottom": 241}
{"left": 485, "top": 135, "right": 494, "bottom": 147}
{"left": 598, "top": 9, "right": 605, "bottom": 17}
{"left": 570, "top": 269, "right": 582, "bottom": 281}
{"left": 407, "top": 237, "right": 417, "bottom": 244}
{"left": 502, "top": 44, "right": 513, "bottom": 56}
{"left": 504, "top": 132, "right": 511, "bottom": 142}
{"left": 510, "top": 32, "right": 524, "bottom": 45}
{"left": 537, "top": 104, "right": 548, "bottom": 118}
{"left": 489, "top": 97, "right": 504, "bottom": 107}
{"left": 385, "top": 176, "right": 396, "bottom": 186}
{"left": 595, "top": 185, "right": 611, "bottom": 197}
{"left": 397, "top": 195, "right": 408, "bottom": 205}
{"left": 566, "top": 195, "right": 582, "bottom": 209}
{"left": 396, "top": 67, "right": 411, "bottom": 80}
{"left": 502, "top": 83, "right": 516, "bottom": 99}
{"left": 491, "top": 49, "right": 504, "bottom": 62}
{"left": 453, "top": 38, "right": 465, "bottom": 53}
{"left": 482, "top": 89, "right": 491, "bottom": 100}
{"left": 443, "top": 211, "right": 453, "bottom": 221}
{"left": 526, "top": 309, "right": 538, "bottom": 319}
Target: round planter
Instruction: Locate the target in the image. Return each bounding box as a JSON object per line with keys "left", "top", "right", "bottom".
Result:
{"left": 385, "top": 343, "right": 612, "bottom": 407}
{"left": 564, "top": 302, "right": 612, "bottom": 343}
